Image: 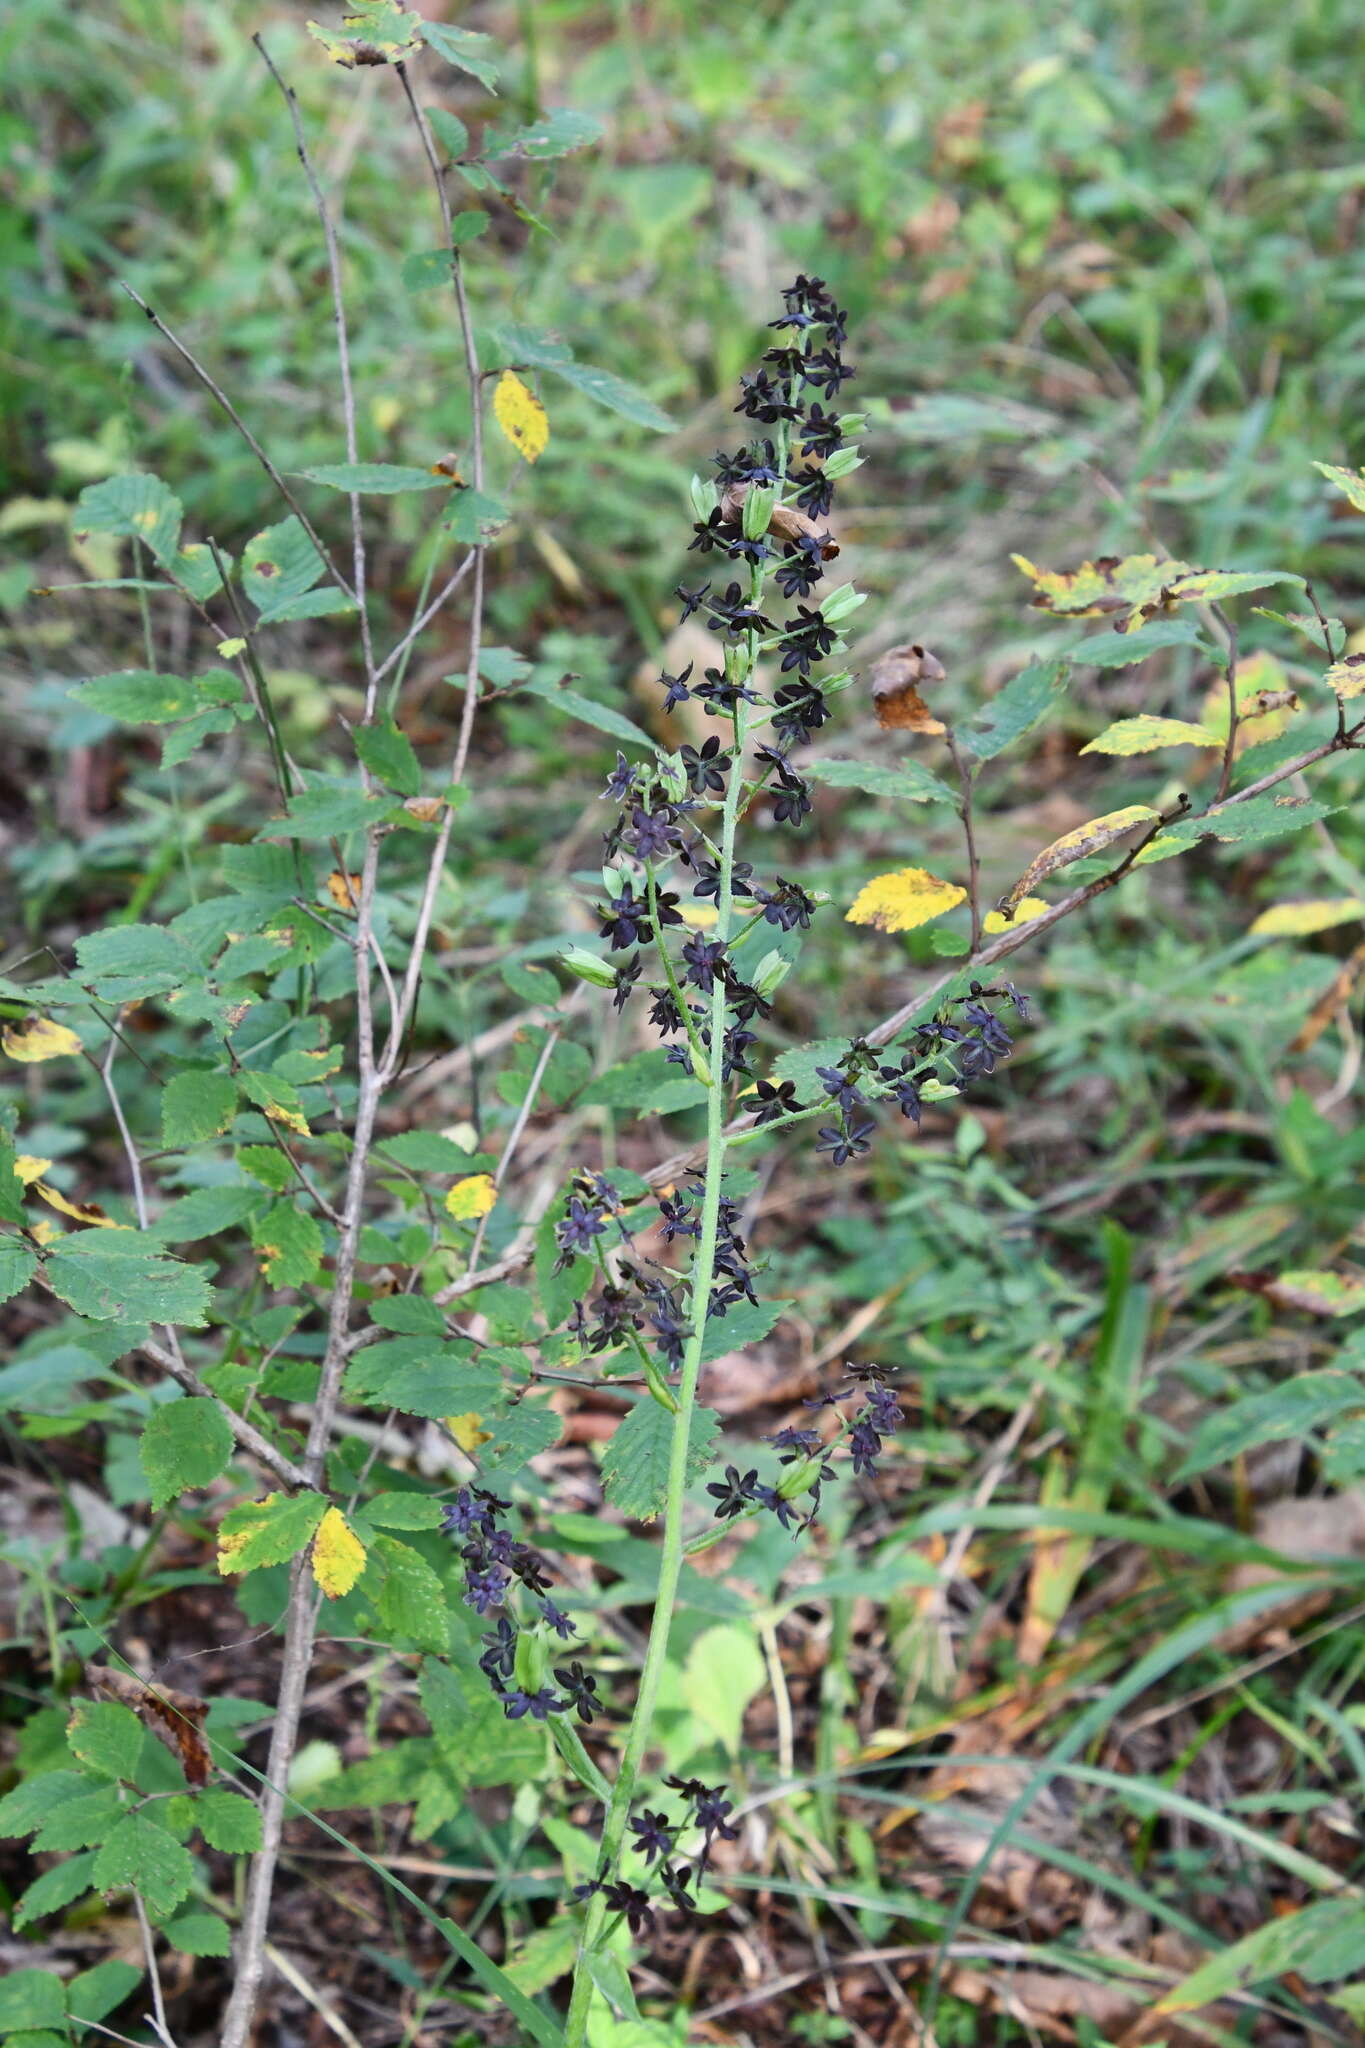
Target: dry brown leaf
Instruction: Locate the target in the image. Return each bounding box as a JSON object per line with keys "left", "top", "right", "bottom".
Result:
{"left": 90, "top": 1665, "right": 213, "bottom": 1787}
{"left": 870, "top": 643, "right": 948, "bottom": 733}
{"left": 720, "top": 482, "right": 839, "bottom": 560}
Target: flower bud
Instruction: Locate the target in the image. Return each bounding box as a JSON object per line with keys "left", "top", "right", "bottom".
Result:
{"left": 560, "top": 945, "right": 616, "bottom": 990}
{"left": 822, "top": 446, "right": 863, "bottom": 480}
{"left": 818, "top": 582, "right": 867, "bottom": 625}
{"left": 689, "top": 1044, "right": 713, "bottom": 1088}
{"left": 742, "top": 482, "right": 777, "bottom": 540}
{"left": 513, "top": 1625, "right": 549, "bottom": 1694}
{"left": 777, "top": 1453, "right": 827, "bottom": 1501}
{"left": 750, "top": 950, "right": 792, "bottom": 1001}
{"left": 689, "top": 473, "right": 719, "bottom": 520}
{"left": 836, "top": 412, "right": 868, "bottom": 434}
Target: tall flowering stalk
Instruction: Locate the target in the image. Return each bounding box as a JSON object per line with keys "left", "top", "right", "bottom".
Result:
{"left": 549, "top": 276, "right": 1022, "bottom": 2037}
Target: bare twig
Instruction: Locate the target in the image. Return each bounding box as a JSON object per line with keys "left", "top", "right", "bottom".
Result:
{"left": 139, "top": 1338, "right": 309, "bottom": 1491}
{"left": 945, "top": 730, "right": 982, "bottom": 951}
{"left": 255, "top": 34, "right": 377, "bottom": 699}
{"left": 117, "top": 282, "right": 355, "bottom": 604}
{"left": 132, "top": 1892, "right": 178, "bottom": 2048}
{"left": 1212, "top": 603, "right": 1240, "bottom": 803}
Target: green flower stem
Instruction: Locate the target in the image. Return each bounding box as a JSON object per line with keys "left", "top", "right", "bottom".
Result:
{"left": 563, "top": 731, "right": 752, "bottom": 2048}
{"left": 645, "top": 861, "right": 709, "bottom": 1069}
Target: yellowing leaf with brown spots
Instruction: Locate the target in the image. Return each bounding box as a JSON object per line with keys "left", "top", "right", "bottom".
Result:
{"left": 35, "top": 1183, "right": 119, "bottom": 1228}
{"left": 448, "top": 1412, "right": 494, "bottom": 1452}
{"left": 445, "top": 1173, "right": 496, "bottom": 1221}
{"left": 3, "top": 1016, "right": 83, "bottom": 1062}
{"left": 1315, "top": 462, "right": 1365, "bottom": 513}
{"left": 215, "top": 1528, "right": 250, "bottom": 1576}
{"left": 493, "top": 372, "right": 549, "bottom": 464}
{"left": 1012, "top": 551, "right": 1172, "bottom": 628}
{"left": 311, "top": 1507, "right": 367, "bottom": 1599}
{"left": 983, "top": 896, "right": 1051, "bottom": 933}
{"left": 1080, "top": 716, "right": 1219, "bottom": 756}
{"left": 14, "top": 1155, "right": 51, "bottom": 1184}
{"left": 1000, "top": 805, "right": 1158, "bottom": 915}
{"left": 846, "top": 868, "right": 966, "bottom": 933}
{"left": 1326, "top": 653, "right": 1365, "bottom": 700}
{"left": 1249, "top": 899, "right": 1365, "bottom": 939}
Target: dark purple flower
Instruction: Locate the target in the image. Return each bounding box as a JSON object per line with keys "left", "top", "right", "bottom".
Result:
{"left": 554, "top": 1660, "right": 602, "bottom": 1724}
{"left": 628, "top": 1809, "right": 676, "bottom": 1864}
{"left": 501, "top": 1686, "right": 567, "bottom": 1721}
{"left": 464, "top": 1568, "right": 509, "bottom": 1615}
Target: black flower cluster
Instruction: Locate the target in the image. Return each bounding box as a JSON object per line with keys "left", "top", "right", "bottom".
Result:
{"left": 575, "top": 1778, "right": 740, "bottom": 1932}
{"left": 792, "top": 982, "right": 1029, "bottom": 1170}
{"left": 441, "top": 1488, "right": 600, "bottom": 1725}
{"left": 703, "top": 1361, "right": 901, "bottom": 1536}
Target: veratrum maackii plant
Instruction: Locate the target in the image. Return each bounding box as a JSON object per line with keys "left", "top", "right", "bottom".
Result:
{"left": 4, "top": 10, "right": 1365, "bottom": 2045}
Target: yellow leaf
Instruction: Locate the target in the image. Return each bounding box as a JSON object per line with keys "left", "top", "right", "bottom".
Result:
{"left": 445, "top": 1173, "right": 497, "bottom": 1221}
{"left": 846, "top": 868, "right": 966, "bottom": 933}
{"left": 3, "top": 1016, "right": 83, "bottom": 1062}
{"left": 326, "top": 870, "right": 362, "bottom": 912}
{"left": 983, "top": 896, "right": 1050, "bottom": 933}
{"left": 216, "top": 1528, "right": 250, "bottom": 1576}
{"left": 1249, "top": 899, "right": 1365, "bottom": 939}
{"left": 1325, "top": 653, "right": 1365, "bottom": 700}
{"left": 493, "top": 371, "right": 549, "bottom": 464}
{"left": 34, "top": 1183, "right": 119, "bottom": 1228}
{"left": 1080, "top": 716, "right": 1220, "bottom": 756}
{"left": 265, "top": 1103, "right": 309, "bottom": 1137}
{"left": 679, "top": 902, "right": 719, "bottom": 930}
{"left": 311, "top": 1507, "right": 367, "bottom": 1599}
{"left": 448, "top": 1412, "right": 494, "bottom": 1452}
{"left": 1000, "top": 805, "right": 1158, "bottom": 915}
{"left": 1012, "top": 550, "right": 1174, "bottom": 628}
{"left": 14, "top": 1154, "right": 51, "bottom": 1184}
{"left": 216, "top": 637, "right": 246, "bottom": 659}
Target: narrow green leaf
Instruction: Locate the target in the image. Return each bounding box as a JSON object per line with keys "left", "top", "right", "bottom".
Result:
{"left": 299, "top": 463, "right": 448, "bottom": 494}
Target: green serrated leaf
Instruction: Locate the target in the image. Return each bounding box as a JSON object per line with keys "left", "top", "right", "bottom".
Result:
{"left": 368, "top": 1295, "right": 446, "bottom": 1336}
{"left": 355, "top": 719, "right": 422, "bottom": 796}
{"left": 193, "top": 1787, "right": 263, "bottom": 1853}
{"left": 518, "top": 675, "right": 655, "bottom": 750}
{"left": 371, "top": 1534, "right": 451, "bottom": 1652}
{"left": 600, "top": 1400, "right": 720, "bottom": 1521}
{"left": 13, "top": 1848, "right": 100, "bottom": 1929}
{"left": 342, "top": 1338, "right": 502, "bottom": 1418}
{"left": 75, "top": 471, "right": 182, "bottom": 565}
{"left": 274, "top": 782, "right": 397, "bottom": 838}
{"left": 965, "top": 658, "right": 1070, "bottom": 761}
{"left": 157, "top": 1184, "right": 263, "bottom": 1241}
{"left": 217, "top": 1491, "right": 328, "bottom": 1574}
{"left": 68, "top": 669, "right": 200, "bottom": 723}
{"left": 139, "top": 1397, "right": 236, "bottom": 1509}
{"left": 544, "top": 356, "right": 675, "bottom": 431}
{"left": 0, "top": 1769, "right": 91, "bottom": 1839}
{"left": 45, "top": 1232, "right": 212, "bottom": 1328}
{"left": 364, "top": 1490, "right": 446, "bottom": 1529}
{"left": 699, "top": 1295, "right": 789, "bottom": 1365}
{"left": 443, "top": 488, "right": 510, "bottom": 544}
{"left": 67, "top": 1957, "right": 145, "bottom": 2027}
{"left": 242, "top": 515, "right": 329, "bottom": 621}
{"left": 0, "top": 1970, "right": 67, "bottom": 2032}
{"left": 485, "top": 108, "right": 603, "bottom": 160}
{"left": 93, "top": 1812, "right": 195, "bottom": 1917}
{"left": 32, "top": 1782, "right": 125, "bottom": 1851}
{"left": 426, "top": 106, "right": 468, "bottom": 158}
{"left": 66, "top": 1699, "right": 144, "bottom": 1782}
{"left": 0, "top": 1237, "right": 38, "bottom": 1306}
{"left": 578, "top": 1049, "right": 706, "bottom": 1113}
{"left": 163, "top": 1909, "right": 232, "bottom": 1956}
{"left": 803, "top": 756, "right": 955, "bottom": 805}
{"left": 418, "top": 19, "right": 501, "bottom": 89}
{"left": 74, "top": 922, "right": 202, "bottom": 1000}
{"left": 162, "top": 1070, "right": 237, "bottom": 1146}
